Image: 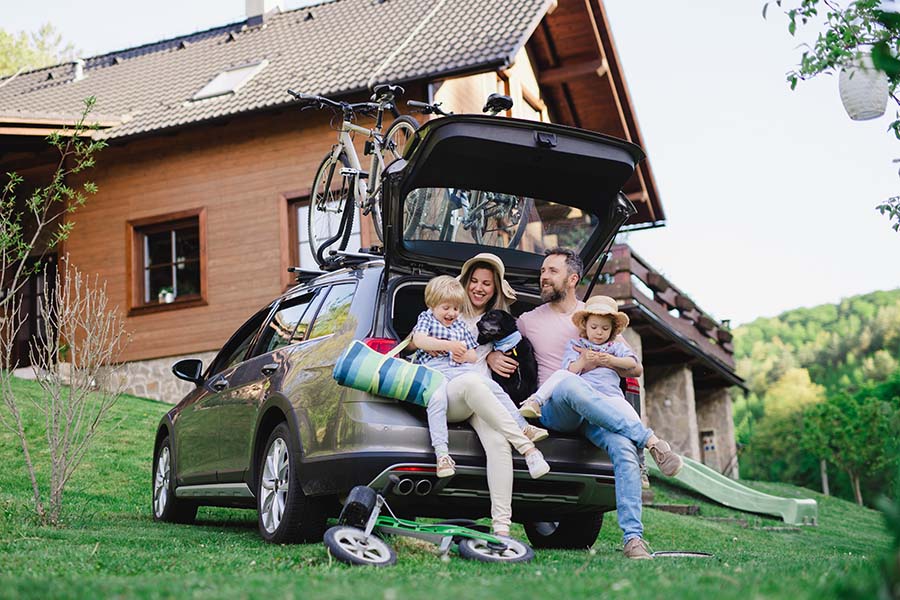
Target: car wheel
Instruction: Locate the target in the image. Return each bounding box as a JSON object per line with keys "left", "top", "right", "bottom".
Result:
{"left": 257, "top": 422, "right": 327, "bottom": 543}
{"left": 524, "top": 511, "right": 604, "bottom": 549}
{"left": 152, "top": 435, "right": 197, "bottom": 524}
{"left": 323, "top": 526, "right": 397, "bottom": 567}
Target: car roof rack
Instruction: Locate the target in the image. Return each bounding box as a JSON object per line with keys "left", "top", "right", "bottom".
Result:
{"left": 287, "top": 266, "right": 326, "bottom": 283}
{"left": 320, "top": 249, "right": 383, "bottom": 271}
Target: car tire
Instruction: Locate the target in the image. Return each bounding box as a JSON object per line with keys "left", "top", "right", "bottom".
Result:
{"left": 524, "top": 511, "right": 604, "bottom": 549}
{"left": 257, "top": 422, "right": 327, "bottom": 544}
{"left": 152, "top": 435, "right": 198, "bottom": 524}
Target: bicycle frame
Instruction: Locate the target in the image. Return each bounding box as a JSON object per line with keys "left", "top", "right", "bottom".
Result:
{"left": 329, "top": 118, "right": 387, "bottom": 209}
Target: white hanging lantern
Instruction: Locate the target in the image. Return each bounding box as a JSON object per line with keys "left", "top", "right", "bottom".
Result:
{"left": 838, "top": 53, "right": 890, "bottom": 121}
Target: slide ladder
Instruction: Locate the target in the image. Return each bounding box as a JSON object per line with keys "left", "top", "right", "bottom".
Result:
{"left": 645, "top": 451, "right": 818, "bottom": 526}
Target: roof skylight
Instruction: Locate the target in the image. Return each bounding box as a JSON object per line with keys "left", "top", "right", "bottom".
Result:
{"left": 192, "top": 60, "right": 268, "bottom": 101}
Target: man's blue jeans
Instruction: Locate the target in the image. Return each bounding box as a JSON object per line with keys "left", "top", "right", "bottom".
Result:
{"left": 538, "top": 375, "right": 652, "bottom": 543}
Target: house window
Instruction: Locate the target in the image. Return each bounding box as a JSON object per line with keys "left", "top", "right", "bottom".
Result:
{"left": 128, "top": 208, "right": 207, "bottom": 314}
{"left": 288, "top": 198, "right": 361, "bottom": 268}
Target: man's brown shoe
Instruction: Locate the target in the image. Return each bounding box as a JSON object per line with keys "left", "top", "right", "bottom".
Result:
{"left": 648, "top": 440, "right": 684, "bottom": 477}
{"left": 623, "top": 537, "right": 653, "bottom": 560}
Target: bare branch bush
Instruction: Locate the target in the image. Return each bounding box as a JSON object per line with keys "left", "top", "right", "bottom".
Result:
{"left": 13, "top": 258, "right": 130, "bottom": 525}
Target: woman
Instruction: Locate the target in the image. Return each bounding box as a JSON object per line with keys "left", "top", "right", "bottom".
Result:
{"left": 441, "top": 252, "right": 547, "bottom": 538}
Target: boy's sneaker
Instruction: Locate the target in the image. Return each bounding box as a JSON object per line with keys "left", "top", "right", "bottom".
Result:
{"left": 623, "top": 537, "right": 653, "bottom": 560}
{"left": 523, "top": 424, "right": 549, "bottom": 443}
{"left": 648, "top": 440, "right": 684, "bottom": 477}
{"left": 525, "top": 450, "right": 550, "bottom": 479}
{"left": 436, "top": 454, "right": 456, "bottom": 478}
{"left": 518, "top": 397, "right": 542, "bottom": 419}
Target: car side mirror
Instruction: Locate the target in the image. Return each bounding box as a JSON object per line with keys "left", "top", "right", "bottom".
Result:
{"left": 172, "top": 358, "right": 204, "bottom": 385}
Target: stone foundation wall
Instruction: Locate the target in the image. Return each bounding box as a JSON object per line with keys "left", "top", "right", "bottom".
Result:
{"left": 644, "top": 365, "right": 700, "bottom": 460}
{"left": 695, "top": 387, "right": 739, "bottom": 479}
{"left": 120, "top": 351, "right": 217, "bottom": 404}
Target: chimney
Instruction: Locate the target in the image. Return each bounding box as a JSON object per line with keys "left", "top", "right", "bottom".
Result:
{"left": 246, "top": 0, "right": 284, "bottom": 25}
{"left": 73, "top": 58, "right": 85, "bottom": 82}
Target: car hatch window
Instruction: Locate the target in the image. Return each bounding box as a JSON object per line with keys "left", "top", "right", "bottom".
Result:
{"left": 308, "top": 283, "right": 356, "bottom": 340}
{"left": 255, "top": 290, "right": 319, "bottom": 355}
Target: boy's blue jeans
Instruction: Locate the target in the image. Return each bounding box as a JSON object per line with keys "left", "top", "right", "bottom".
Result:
{"left": 538, "top": 375, "right": 653, "bottom": 544}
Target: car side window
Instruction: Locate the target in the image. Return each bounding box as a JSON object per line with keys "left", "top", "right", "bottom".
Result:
{"left": 307, "top": 283, "right": 356, "bottom": 340}
{"left": 255, "top": 291, "right": 319, "bottom": 355}
{"left": 207, "top": 308, "right": 270, "bottom": 377}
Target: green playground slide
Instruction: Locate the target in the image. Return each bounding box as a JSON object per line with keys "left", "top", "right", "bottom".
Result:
{"left": 645, "top": 451, "right": 818, "bottom": 526}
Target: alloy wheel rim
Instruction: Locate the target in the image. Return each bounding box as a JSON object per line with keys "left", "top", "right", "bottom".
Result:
{"left": 260, "top": 437, "right": 290, "bottom": 534}
{"left": 154, "top": 446, "right": 170, "bottom": 517}
{"left": 331, "top": 527, "right": 392, "bottom": 563}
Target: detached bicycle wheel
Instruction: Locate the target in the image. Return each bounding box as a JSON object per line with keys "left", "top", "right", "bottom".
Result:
{"left": 323, "top": 526, "right": 397, "bottom": 567}
{"left": 457, "top": 536, "right": 535, "bottom": 563}
{"left": 308, "top": 152, "right": 354, "bottom": 265}
{"left": 370, "top": 115, "right": 418, "bottom": 243}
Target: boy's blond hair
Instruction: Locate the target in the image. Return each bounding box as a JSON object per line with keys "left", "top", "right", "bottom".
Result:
{"left": 424, "top": 275, "right": 466, "bottom": 309}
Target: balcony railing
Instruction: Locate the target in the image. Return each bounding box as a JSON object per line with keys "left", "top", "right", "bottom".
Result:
{"left": 589, "top": 244, "right": 735, "bottom": 370}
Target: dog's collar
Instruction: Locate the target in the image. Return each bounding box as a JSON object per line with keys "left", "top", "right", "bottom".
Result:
{"left": 493, "top": 331, "right": 522, "bottom": 353}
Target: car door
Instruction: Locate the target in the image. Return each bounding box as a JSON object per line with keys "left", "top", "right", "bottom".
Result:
{"left": 282, "top": 282, "right": 358, "bottom": 456}
{"left": 215, "top": 289, "right": 322, "bottom": 481}
{"left": 174, "top": 307, "right": 269, "bottom": 484}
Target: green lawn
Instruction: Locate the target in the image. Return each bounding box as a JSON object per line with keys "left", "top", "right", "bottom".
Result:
{"left": 0, "top": 377, "right": 891, "bottom": 599}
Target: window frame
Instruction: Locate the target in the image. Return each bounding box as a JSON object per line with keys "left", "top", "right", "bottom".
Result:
{"left": 127, "top": 208, "right": 208, "bottom": 316}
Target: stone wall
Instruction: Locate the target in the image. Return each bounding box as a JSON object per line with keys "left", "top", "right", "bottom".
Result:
{"left": 644, "top": 365, "right": 700, "bottom": 460}
{"left": 621, "top": 328, "right": 645, "bottom": 419}
{"left": 695, "top": 387, "right": 740, "bottom": 479}
{"left": 120, "top": 351, "right": 217, "bottom": 404}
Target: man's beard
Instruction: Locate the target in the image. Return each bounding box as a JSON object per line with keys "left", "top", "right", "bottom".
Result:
{"left": 540, "top": 283, "right": 566, "bottom": 303}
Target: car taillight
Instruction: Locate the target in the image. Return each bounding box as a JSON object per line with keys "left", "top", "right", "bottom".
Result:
{"left": 392, "top": 466, "right": 436, "bottom": 473}
{"left": 625, "top": 377, "right": 641, "bottom": 395}
{"left": 364, "top": 337, "right": 398, "bottom": 353}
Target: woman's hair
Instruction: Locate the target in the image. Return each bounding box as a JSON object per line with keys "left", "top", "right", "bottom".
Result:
{"left": 461, "top": 261, "right": 510, "bottom": 316}
{"left": 424, "top": 275, "right": 466, "bottom": 309}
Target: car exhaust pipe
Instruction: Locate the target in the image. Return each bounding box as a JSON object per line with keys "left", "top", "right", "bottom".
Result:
{"left": 414, "top": 479, "right": 433, "bottom": 496}
{"left": 395, "top": 478, "right": 414, "bottom": 496}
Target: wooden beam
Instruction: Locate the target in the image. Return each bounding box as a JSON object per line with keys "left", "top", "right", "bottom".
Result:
{"left": 538, "top": 58, "right": 608, "bottom": 85}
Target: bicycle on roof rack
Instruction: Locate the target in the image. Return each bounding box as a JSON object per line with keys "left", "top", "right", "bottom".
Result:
{"left": 402, "top": 93, "right": 532, "bottom": 249}
{"left": 287, "top": 84, "right": 418, "bottom": 266}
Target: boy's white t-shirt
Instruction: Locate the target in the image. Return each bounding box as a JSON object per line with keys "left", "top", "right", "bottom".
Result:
{"left": 517, "top": 300, "right": 585, "bottom": 386}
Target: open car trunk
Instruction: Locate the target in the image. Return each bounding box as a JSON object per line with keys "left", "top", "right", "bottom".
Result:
{"left": 381, "top": 115, "right": 644, "bottom": 281}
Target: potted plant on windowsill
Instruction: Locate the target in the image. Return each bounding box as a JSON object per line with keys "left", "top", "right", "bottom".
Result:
{"left": 157, "top": 287, "right": 175, "bottom": 304}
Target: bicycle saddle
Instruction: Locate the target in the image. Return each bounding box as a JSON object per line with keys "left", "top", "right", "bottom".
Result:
{"left": 483, "top": 93, "right": 514, "bottom": 115}
{"left": 373, "top": 83, "right": 405, "bottom": 99}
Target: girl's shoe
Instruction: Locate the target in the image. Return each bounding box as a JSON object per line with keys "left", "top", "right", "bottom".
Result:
{"left": 518, "top": 397, "right": 542, "bottom": 418}
{"left": 436, "top": 454, "right": 456, "bottom": 478}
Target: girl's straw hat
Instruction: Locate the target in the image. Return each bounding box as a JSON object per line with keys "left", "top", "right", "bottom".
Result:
{"left": 572, "top": 295, "right": 629, "bottom": 338}
{"left": 458, "top": 252, "right": 517, "bottom": 302}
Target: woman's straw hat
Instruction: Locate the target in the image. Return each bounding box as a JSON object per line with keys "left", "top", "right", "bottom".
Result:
{"left": 458, "top": 252, "right": 517, "bottom": 302}
{"left": 572, "top": 295, "right": 629, "bottom": 338}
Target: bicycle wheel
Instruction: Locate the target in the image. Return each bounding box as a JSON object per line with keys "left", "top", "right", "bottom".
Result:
{"left": 323, "top": 526, "right": 396, "bottom": 567}
{"left": 308, "top": 152, "right": 354, "bottom": 265}
{"left": 472, "top": 194, "right": 533, "bottom": 249}
{"left": 457, "top": 536, "right": 535, "bottom": 563}
{"left": 370, "top": 115, "right": 418, "bottom": 243}
{"left": 403, "top": 187, "right": 453, "bottom": 241}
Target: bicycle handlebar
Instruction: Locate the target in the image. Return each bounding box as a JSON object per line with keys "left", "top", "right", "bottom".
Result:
{"left": 287, "top": 89, "right": 380, "bottom": 116}
{"left": 407, "top": 100, "right": 451, "bottom": 116}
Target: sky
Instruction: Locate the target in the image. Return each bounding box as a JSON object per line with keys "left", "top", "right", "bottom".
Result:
{"left": 3, "top": 0, "right": 898, "bottom": 325}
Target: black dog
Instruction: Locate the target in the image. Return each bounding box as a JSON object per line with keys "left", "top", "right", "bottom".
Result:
{"left": 476, "top": 309, "right": 539, "bottom": 405}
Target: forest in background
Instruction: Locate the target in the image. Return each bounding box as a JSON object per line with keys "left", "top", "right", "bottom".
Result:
{"left": 733, "top": 288, "right": 900, "bottom": 506}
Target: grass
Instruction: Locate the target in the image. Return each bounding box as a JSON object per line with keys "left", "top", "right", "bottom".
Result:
{"left": 0, "top": 377, "right": 892, "bottom": 599}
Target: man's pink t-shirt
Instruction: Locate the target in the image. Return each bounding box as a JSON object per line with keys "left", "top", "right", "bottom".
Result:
{"left": 517, "top": 300, "right": 585, "bottom": 386}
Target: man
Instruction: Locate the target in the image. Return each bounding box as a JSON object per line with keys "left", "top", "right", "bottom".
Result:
{"left": 487, "top": 247, "right": 682, "bottom": 559}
